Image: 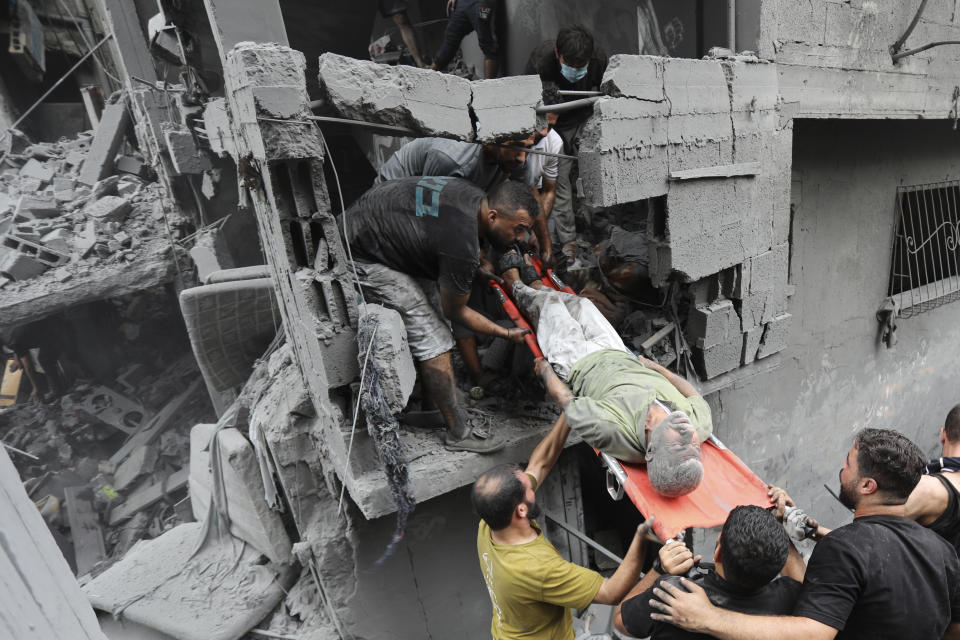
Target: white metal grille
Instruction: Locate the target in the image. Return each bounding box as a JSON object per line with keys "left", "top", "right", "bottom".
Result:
{"left": 888, "top": 180, "right": 960, "bottom": 317}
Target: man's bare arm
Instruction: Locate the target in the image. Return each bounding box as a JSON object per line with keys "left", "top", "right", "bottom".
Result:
{"left": 781, "top": 541, "right": 806, "bottom": 581}
{"left": 440, "top": 287, "right": 528, "bottom": 343}
{"left": 650, "top": 579, "right": 837, "bottom": 640}
{"left": 639, "top": 356, "right": 700, "bottom": 398}
{"left": 525, "top": 412, "right": 571, "bottom": 487}
{"left": 594, "top": 519, "right": 654, "bottom": 605}
{"left": 612, "top": 568, "right": 661, "bottom": 634}
{"left": 905, "top": 475, "right": 949, "bottom": 526}
{"left": 535, "top": 358, "right": 573, "bottom": 408}
{"left": 942, "top": 622, "right": 960, "bottom": 640}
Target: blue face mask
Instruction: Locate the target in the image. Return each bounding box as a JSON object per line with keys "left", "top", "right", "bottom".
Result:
{"left": 560, "top": 62, "right": 588, "bottom": 83}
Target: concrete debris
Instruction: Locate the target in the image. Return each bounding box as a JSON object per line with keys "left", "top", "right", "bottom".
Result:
{"left": 0, "top": 250, "right": 48, "bottom": 281}
{"left": 362, "top": 304, "right": 416, "bottom": 414}
{"left": 15, "top": 194, "right": 60, "bottom": 219}
{"left": 19, "top": 158, "right": 56, "bottom": 184}
{"left": 83, "top": 195, "right": 132, "bottom": 224}
{"left": 471, "top": 75, "right": 543, "bottom": 142}
{"left": 78, "top": 102, "right": 131, "bottom": 186}
{"left": 319, "top": 52, "right": 475, "bottom": 140}
{"left": 163, "top": 124, "right": 212, "bottom": 174}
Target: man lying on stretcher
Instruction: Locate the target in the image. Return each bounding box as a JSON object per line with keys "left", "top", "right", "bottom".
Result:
{"left": 500, "top": 258, "right": 714, "bottom": 497}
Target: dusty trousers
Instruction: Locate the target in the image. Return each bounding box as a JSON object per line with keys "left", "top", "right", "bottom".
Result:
{"left": 510, "top": 281, "right": 628, "bottom": 380}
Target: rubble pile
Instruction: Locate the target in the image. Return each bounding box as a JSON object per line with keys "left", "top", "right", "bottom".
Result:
{"left": 0, "top": 355, "right": 213, "bottom": 578}
{"left": 0, "top": 127, "right": 170, "bottom": 291}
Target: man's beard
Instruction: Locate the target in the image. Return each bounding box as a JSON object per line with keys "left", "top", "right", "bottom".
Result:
{"left": 838, "top": 469, "right": 857, "bottom": 510}
{"left": 525, "top": 499, "right": 541, "bottom": 521}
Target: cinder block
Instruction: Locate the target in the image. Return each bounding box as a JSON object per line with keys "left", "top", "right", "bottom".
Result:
{"left": 757, "top": 313, "right": 792, "bottom": 359}
{"left": 362, "top": 304, "right": 416, "bottom": 414}
{"left": 318, "top": 52, "right": 474, "bottom": 140}
{"left": 0, "top": 250, "right": 48, "bottom": 280}
{"left": 686, "top": 298, "right": 741, "bottom": 349}
{"left": 115, "top": 155, "right": 148, "bottom": 177}
{"left": 19, "top": 158, "right": 55, "bottom": 184}
{"left": 662, "top": 58, "right": 729, "bottom": 115}
{"left": 189, "top": 424, "right": 292, "bottom": 564}
{"left": 696, "top": 334, "right": 742, "bottom": 379}
{"left": 78, "top": 102, "right": 131, "bottom": 186}
{"left": 52, "top": 177, "right": 76, "bottom": 191}
{"left": 741, "top": 327, "right": 763, "bottom": 365}
{"left": 40, "top": 228, "right": 71, "bottom": 253}
{"left": 84, "top": 195, "right": 132, "bottom": 224}
{"left": 600, "top": 54, "right": 665, "bottom": 102}
{"left": 163, "top": 125, "right": 212, "bottom": 174}
{"left": 749, "top": 242, "right": 789, "bottom": 295}
{"left": 666, "top": 112, "right": 732, "bottom": 145}
{"left": 471, "top": 75, "right": 542, "bottom": 142}
{"left": 15, "top": 194, "right": 59, "bottom": 219}
{"left": 723, "top": 60, "right": 778, "bottom": 113}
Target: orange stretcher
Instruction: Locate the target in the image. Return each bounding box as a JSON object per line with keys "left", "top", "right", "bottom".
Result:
{"left": 488, "top": 262, "right": 771, "bottom": 540}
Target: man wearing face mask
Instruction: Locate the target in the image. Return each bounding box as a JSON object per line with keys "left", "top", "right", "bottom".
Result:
{"left": 526, "top": 25, "right": 608, "bottom": 262}
{"left": 341, "top": 178, "right": 538, "bottom": 453}
{"left": 473, "top": 409, "right": 655, "bottom": 640}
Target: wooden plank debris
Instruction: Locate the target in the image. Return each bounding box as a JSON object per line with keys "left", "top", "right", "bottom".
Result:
{"left": 63, "top": 486, "right": 106, "bottom": 577}
{"left": 109, "top": 378, "right": 203, "bottom": 466}
{"left": 108, "top": 467, "right": 189, "bottom": 526}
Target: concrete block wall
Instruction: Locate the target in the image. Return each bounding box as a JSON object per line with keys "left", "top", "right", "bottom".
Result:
{"left": 763, "top": 0, "right": 960, "bottom": 118}
{"left": 222, "top": 42, "right": 359, "bottom": 466}
{"left": 580, "top": 53, "right": 792, "bottom": 378}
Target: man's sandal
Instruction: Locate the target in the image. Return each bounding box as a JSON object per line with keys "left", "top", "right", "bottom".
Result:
{"left": 443, "top": 426, "right": 506, "bottom": 454}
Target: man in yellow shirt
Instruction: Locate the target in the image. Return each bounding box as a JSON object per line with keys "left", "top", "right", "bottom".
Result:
{"left": 472, "top": 376, "right": 654, "bottom": 639}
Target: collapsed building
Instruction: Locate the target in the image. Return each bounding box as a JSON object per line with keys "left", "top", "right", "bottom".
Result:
{"left": 2, "top": 1, "right": 960, "bottom": 639}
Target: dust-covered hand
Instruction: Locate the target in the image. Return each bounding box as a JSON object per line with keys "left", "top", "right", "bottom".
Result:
{"left": 767, "top": 485, "right": 795, "bottom": 521}
{"left": 659, "top": 540, "right": 702, "bottom": 575}
{"left": 650, "top": 577, "right": 717, "bottom": 632}
{"left": 504, "top": 327, "right": 531, "bottom": 344}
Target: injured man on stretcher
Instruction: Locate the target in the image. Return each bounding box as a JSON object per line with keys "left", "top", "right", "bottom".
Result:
{"left": 506, "top": 272, "right": 713, "bottom": 497}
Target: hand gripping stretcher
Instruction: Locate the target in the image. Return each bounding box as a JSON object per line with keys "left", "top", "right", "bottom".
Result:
{"left": 487, "top": 259, "right": 770, "bottom": 541}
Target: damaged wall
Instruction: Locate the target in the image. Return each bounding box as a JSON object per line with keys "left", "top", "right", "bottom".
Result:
{"left": 711, "top": 118, "right": 960, "bottom": 533}
{"left": 580, "top": 53, "right": 792, "bottom": 378}
{"left": 764, "top": 0, "right": 960, "bottom": 118}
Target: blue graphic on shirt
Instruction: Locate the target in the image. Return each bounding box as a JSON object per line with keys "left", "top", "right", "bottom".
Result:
{"left": 415, "top": 176, "right": 453, "bottom": 217}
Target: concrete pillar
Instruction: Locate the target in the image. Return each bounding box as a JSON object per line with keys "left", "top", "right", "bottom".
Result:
{"left": 94, "top": 0, "right": 156, "bottom": 90}
{"left": 203, "top": 0, "right": 288, "bottom": 63}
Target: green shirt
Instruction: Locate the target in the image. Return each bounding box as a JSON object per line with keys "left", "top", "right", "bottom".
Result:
{"left": 565, "top": 349, "right": 713, "bottom": 463}
{"left": 477, "top": 475, "right": 604, "bottom": 639}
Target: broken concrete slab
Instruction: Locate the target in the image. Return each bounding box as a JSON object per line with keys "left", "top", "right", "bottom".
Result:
{"left": 78, "top": 102, "right": 130, "bottom": 186}
{"left": 163, "top": 125, "right": 212, "bottom": 174}
{"left": 19, "top": 158, "right": 55, "bottom": 185}
{"left": 189, "top": 424, "right": 292, "bottom": 564}
{"left": 114, "top": 154, "right": 148, "bottom": 178}
{"left": 15, "top": 194, "right": 60, "bottom": 219}
{"left": 471, "top": 75, "right": 542, "bottom": 142}
{"left": 83, "top": 195, "right": 131, "bottom": 224}
{"left": 202, "top": 98, "right": 235, "bottom": 157}
{"left": 63, "top": 486, "right": 106, "bottom": 577}
{"left": 319, "top": 52, "right": 474, "bottom": 140}
{"left": 362, "top": 304, "right": 416, "bottom": 414}
{"left": 742, "top": 326, "right": 763, "bottom": 365}
{"left": 601, "top": 54, "right": 665, "bottom": 102}
{"left": 113, "top": 444, "right": 158, "bottom": 491}
{"left": 40, "top": 228, "right": 71, "bottom": 253}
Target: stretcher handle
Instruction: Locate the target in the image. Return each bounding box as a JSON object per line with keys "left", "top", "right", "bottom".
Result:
{"left": 530, "top": 256, "right": 575, "bottom": 294}
{"left": 488, "top": 280, "right": 545, "bottom": 359}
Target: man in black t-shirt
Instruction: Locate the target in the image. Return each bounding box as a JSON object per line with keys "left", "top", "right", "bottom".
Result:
{"left": 906, "top": 404, "right": 960, "bottom": 554}
{"left": 647, "top": 428, "right": 960, "bottom": 640}
{"left": 525, "top": 25, "right": 608, "bottom": 257}
{"left": 342, "top": 178, "right": 538, "bottom": 453}
{"left": 615, "top": 506, "right": 804, "bottom": 639}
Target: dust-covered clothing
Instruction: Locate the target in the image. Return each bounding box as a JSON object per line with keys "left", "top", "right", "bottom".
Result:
{"left": 477, "top": 474, "right": 603, "bottom": 640}
{"left": 342, "top": 176, "right": 483, "bottom": 296}
{"left": 374, "top": 138, "right": 524, "bottom": 191}
{"left": 620, "top": 563, "right": 802, "bottom": 639}
{"left": 928, "top": 469, "right": 960, "bottom": 554}
{"left": 511, "top": 281, "right": 628, "bottom": 380}
{"left": 352, "top": 261, "right": 453, "bottom": 361}
{"left": 792, "top": 515, "right": 960, "bottom": 639}
{"left": 565, "top": 349, "right": 713, "bottom": 463}
{"left": 525, "top": 129, "right": 563, "bottom": 189}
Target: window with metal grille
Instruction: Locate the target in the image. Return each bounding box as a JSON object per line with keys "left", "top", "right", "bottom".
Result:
{"left": 887, "top": 180, "right": 960, "bottom": 317}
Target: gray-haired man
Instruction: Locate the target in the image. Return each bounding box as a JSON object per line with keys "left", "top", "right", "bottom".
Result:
{"left": 512, "top": 278, "right": 712, "bottom": 496}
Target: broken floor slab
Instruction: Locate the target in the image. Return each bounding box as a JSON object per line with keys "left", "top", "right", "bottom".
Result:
{"left": 319, "top": 52, "right": 474, "bottom": 140}
{"left": 84, "top": 522, "right": 296, "bottom": 640}
{"left": 471, "top": 75, "right": 542, "bottom": 142}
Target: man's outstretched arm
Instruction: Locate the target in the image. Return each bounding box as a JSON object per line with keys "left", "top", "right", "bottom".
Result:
{"left": 525, "top": 409, "right": 571, "bottom": 487}
{"left": 649, "top": 578, "right": 837, "bottom": 640}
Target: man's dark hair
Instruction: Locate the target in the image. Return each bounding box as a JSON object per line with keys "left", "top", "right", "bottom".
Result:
{"left": 855, "top": 428, "right": 925, "bottom": 502}
{"left": 720, "top": 506, "right": 790, "bottom": 591}
{"left": 556, "top": 25, "right": 594, "bottom": 66}
{"left": 488, "top": 180, "right": 540, "bottom": 220}
{"left": 945, "top": 404, "right": 960, "bottom": 443}
{"left": 472, "top": 464, "right": 525, "bottom": 530}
